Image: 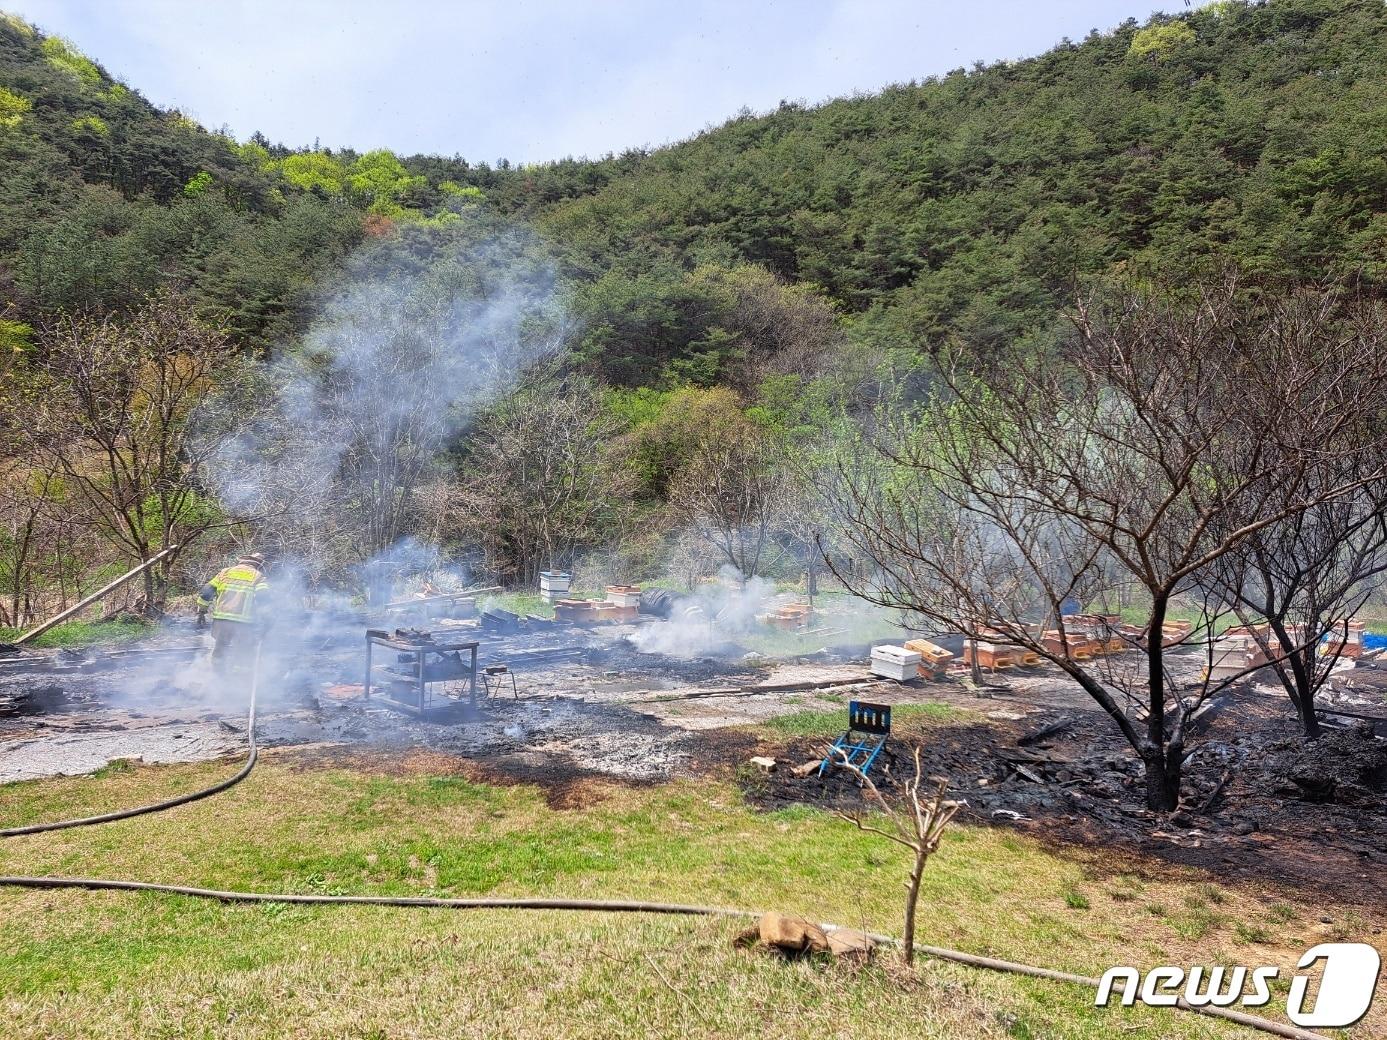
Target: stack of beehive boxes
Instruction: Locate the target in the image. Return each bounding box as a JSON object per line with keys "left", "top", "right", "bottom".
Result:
{"left": 553, "top": 598, "right": 596, "bottom": 623}
{"left": 871, "top": 644, "right": 923, "bottom": 681}
{"left": 762, "top": 603, "right": 813, "bottom": 630}
{"left": 605, "top": 585, "right": 642, "bottom": 621}
{"left": 963, "top": 636, "right": 1018, "bottom": 670}
{"left": 1223, "top": 625, "right": 1269, "bottom": 666}
{"left": 1159, "top": 619, "right": 1194, "bottom": 647}
{"left": 1041, "top": 629, "right": 1096, "bottom": 661}
{"left": 1205, "top": 629, "right": 1256, "bottom": 682}
{"left": 540, "top": 571, "right": 572, "bottom": 604}
{"left": 1062, "top": 614, "right": 1125, "bottom": 655}
{"left": 904, "top": 638, "right": 953, "bottom": 679}
{"left": 1326, "top": 620, "right": 1366, "bottom": 660}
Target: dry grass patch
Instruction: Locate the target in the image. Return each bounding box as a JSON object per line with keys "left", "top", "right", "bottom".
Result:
{"left": 1, "top": 752, "right": 1378, "bottom": 1038}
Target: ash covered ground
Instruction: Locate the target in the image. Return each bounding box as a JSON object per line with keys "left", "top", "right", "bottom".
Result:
{"left": 0, "top": 602, "right": 889, "bottom": 786}
{"left": 3, "top": 606, "right": 1386, "bottom": 912}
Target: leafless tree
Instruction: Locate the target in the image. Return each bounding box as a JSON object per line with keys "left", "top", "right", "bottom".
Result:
{"left": 1200, "top": 298, "right": 1387, "bottom": 737}
{"left": 830, "top": 747, "right": 960, "bottom": 966}
{"left": 0, "top": 457, "right": 62, "bottom": 628}
{"left": 825, "top": 278, "right": 1387, "bottom": 810}
{"left": 16, "top": 292, "right": 254, "bottom": 613}
{"left": 670, "top": 419, "right": 784, "bottom": 586}
{"left": 1214, "top": 498, "right": 1387, "bottom": 739}
{"left": 431, "top": 373, "right": 633, "bottom": 584}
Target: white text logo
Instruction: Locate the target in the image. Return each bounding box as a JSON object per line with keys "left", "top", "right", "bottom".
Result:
{"left": 1096, "top": 943, "right": 1381, "bottom": 1028}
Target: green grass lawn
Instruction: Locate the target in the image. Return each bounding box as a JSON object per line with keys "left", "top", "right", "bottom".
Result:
{"left": 0, "top": 749, "right": 1368, "bottom": 1039}
{"left": 755, "top": 701, "right": 963, "bottom": 740}
{"left": 0, "top": 616, "right": 153, "bottom": 648}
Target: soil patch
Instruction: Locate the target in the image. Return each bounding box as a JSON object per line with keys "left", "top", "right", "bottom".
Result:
{"left": 278, "top": 742, "right": 635, "bottom": 810}
{"left": 733, "top": 688, "right": 1387, "bottom": 913}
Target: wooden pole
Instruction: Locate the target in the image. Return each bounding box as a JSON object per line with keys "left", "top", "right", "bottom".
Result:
{"left": 12, "top": 545, "right": 181, "bottom": 646}
{"left": 380, "top": 586, "right": 502, "bottom": 611}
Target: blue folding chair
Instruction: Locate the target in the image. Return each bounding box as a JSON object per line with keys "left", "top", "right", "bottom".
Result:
{"left": 819, "top": 701, "right": 892, "bottom": 778}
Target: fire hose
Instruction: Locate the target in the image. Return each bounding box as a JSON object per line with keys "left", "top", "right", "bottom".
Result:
{"left": 0, "top": 647, "right": 1333, "bottom": 1040}
{"left": 0, "top": 642, "right": 262, "bottom": 838}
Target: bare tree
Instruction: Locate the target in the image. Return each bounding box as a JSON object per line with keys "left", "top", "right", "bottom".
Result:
{"left": 0, "top": 457, "right": 62, "bottom": 628}
{"left": 1197, "top": 294, "right": 1387, "bottom": 739}
{"left": 826, "top": 278, "right": 1387, "bottom": 810}
{"left": 16, "top": 292, "right": 253, "bottom": 613}
{"left": 831, "top": 748, "right": 960, "bottom": 966}
{"left": 217, "top": 248, "right": 563, "bottom": 591}
{"left": 433, "top": 373, "right": 633, "bottom": 584}
{"left": 670, "top": 419, "right": 784, "bottom": 586}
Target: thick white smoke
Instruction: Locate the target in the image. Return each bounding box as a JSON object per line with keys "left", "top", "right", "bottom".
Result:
{"left": 205, "top": 214, "right": 566, "bottom": 597}
{"left": 631, "top": 565, "right": 779, "bottom": 657}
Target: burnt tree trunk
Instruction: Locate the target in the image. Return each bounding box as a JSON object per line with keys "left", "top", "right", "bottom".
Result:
{"left": 1143, "top": 596, "right": 1181, "bottom": 811}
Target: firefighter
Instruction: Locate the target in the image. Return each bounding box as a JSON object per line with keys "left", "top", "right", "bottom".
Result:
{"left": 197, "top": 551, "right": 270, "bottom": 674}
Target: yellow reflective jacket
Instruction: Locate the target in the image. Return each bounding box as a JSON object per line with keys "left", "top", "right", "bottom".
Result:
{"left": 198, "top": 563, "right": 268, "bottom": 623}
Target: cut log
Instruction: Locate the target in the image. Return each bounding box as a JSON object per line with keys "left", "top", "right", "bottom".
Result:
{"left": 826, "top": 927, "right": 876, "bottom": 958}
{"left": 757, "top": 912, "right": 830, "bottom": 955}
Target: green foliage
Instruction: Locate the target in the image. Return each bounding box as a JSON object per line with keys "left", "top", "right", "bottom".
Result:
{"left": 2, "top": 0, "right": 1386, "bottom": 400}
{"left": 70, "top": 114, "right": 107, "bottom": 136}
{"left": 0, "top": 616, "right": 151, "bottom": 648}
{"left": 0, "top": 12, "right": 34, "bottom": 36}
{"left": 348, "top": 148, "right": 426, "bottom": 208}
{"left": 0, "top": 317, "right": 33, "bottom": 353}
{"left": 40, "top": 34, "right": 100, "bottom": 86}
{"left": 0, "top": 85, "right": 29, "bottom": 128}
{"left": 278, "top": 151, "right": 348, "bottom": 195}
{"left": 182, "top": 170, "right": 212, "bottom": 197}
{"left": 439, "top": 180, "right": 483, "bottom": 201}
{"left": 1128, "top": 21, "right": 1196, "bottom": 61}
{"left": 608, "top": 384, "right": 745, "bottom": 499}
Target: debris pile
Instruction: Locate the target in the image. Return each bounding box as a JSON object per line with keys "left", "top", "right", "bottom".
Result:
{"left": 1269, "top": 723, "right": 1387, "bottom": 805}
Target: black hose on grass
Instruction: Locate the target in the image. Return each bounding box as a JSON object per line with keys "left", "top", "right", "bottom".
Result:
{"left": 0, "top": 876, "right": 1332, "bottom": 1040}
{"left": 0, "top": 642, "right": 1334, "bottom": 1040}
{"left": 0, "top": 642, "right": 261, "bottom": 838}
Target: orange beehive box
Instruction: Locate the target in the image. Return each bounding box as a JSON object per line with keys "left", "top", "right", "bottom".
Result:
{"left": 1161, "top": 620, "right": 1194, "bottom": 647}
{"left": 1043, "top": 631, "right": 1096, "bottom": 661}
{"left": 1064, "top": 614, "right": 1125, "bottom": 654}
{"left": 554, "top": 599, "right": 599, "bottom": 623}
{"left": 1327, "top": 620, "right": 1366, "bottom": 659}
{"left": 964, "top": 640, "right": 1017, "bottom": 670}
{"left": 904, "top": 639, "right": 953, "bottom": 678}
{"left": 763, "top": 604, "right": 812, "bottom": 630}
{"left": 590, "top": 602, "right": 621, "bottom": 623}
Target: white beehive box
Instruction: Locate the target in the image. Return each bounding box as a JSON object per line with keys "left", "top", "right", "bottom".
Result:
{"left": 606, "top": 584, "right": 642, "bottom": 608}
{"left": 871, "top": 644, "right": 923, "bottom": 682}
{"left": 540, "top": 571, "right": 572, "bottom": 603}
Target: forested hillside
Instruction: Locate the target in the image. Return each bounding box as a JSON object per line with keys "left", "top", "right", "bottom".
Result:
{"left": 3, "top": 1, "right": 1385, "bottom": 370}
{"left": 2, "top": 0, "right": 1386, "bottom": 616}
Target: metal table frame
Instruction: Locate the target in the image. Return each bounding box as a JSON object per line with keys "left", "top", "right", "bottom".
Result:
{"left": 365, "top": 631, "right": 479, "bottom": 716}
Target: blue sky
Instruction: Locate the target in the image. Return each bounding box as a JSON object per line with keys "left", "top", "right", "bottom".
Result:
{"left": 11, "top": 1, "right": 1201, "bottom": 164}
